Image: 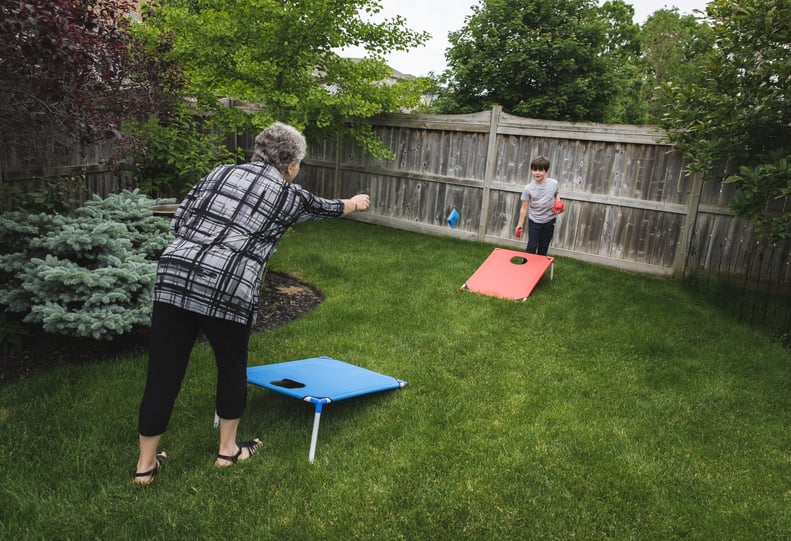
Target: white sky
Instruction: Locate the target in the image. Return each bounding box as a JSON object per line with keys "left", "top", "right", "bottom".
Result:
{"left": 341, "top": 0, "right": 711, "bottom": 77}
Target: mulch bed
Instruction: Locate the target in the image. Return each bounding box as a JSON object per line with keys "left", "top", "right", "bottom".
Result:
{"left": 0, "top": 271, "right": 322, "bottom": 386}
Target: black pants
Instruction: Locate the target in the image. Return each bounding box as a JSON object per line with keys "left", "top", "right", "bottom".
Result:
{"left": 138, "top": 302, "right": 251, "bottom": 437}
{"left": 526, "top": 218, "right": 556, "bottom": 256}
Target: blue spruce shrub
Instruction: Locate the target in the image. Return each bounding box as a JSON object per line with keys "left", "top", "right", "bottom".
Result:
{"left": 0, "top": 190, "right": 174, "bottom": 340}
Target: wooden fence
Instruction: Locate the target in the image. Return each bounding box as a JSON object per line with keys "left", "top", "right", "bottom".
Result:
{"left": 3, "top": 107, "right": 789, "bottom": 291}
{"left": 0, "top": 136, "right": 132, "bottom": 209}
{"left": 293, "top": 107, "right": 790, "bottom": 289}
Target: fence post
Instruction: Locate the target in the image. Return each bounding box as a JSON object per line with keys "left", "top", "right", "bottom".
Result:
{"left": 478, "top": 105, "right": 502, "bottom": 242}
{"left": 674, "top": 172, "right": 705, "bottom": 279}
{"left": 333, "top": 131, "right": 343, "bottom": 198}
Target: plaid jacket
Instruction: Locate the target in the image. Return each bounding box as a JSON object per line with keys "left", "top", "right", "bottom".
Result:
{"left": 153, "top": 161, "right": 344, "bottom": 324}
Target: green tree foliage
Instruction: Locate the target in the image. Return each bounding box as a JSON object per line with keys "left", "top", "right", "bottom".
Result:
{"left": 125, "top": 103, "right": 243, "bottom": 198}
{"left": 596, "top": 0, "right": 644, "bottom": 124}
{"left": 434, "top": 0, "right": 640, "bottom": 122}
{"left": 641, "top": 8, "right": 713, "bottom": 122}
{"left": 0, "top": 191, "right": 173, "bottom": 340}
{"left": 659, "top": 0, "right": 791, "bottom": 240}
{"left": 123, "top": 19, "right": 242, "bottom": 199}
{"left": 137, "top": 0, "right": 431, "bottom": 157}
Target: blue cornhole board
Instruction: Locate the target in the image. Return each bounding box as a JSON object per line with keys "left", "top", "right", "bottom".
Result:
{"left": 247, "top": 356, "right": 407, "bottom": 463}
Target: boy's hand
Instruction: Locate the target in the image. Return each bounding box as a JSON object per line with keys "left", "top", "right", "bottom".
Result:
{"left": 514, "top": 225, "right": 523, "bottom": 238}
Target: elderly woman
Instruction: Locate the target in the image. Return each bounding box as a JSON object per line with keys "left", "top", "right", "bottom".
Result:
{"left": 134, "top": 122, "right": 370, "bottom": 484}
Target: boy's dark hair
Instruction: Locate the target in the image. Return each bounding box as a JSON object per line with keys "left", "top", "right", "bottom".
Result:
{"left": 530, "top": 155, "right": 550, "bottom": 171}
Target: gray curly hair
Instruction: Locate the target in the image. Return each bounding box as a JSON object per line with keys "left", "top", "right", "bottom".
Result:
{"left": 252, "top": 122, "right": 307, "bottom": 172}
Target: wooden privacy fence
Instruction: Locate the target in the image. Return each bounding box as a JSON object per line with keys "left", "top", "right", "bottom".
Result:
{"left": 293, "top": 106, "right": 790, "bottom": 287}
{"left": 3, "top": 107, "right": 788, "bottom": 290}
{"left": 0, "top": 136, "right": 133, "bottom": 209}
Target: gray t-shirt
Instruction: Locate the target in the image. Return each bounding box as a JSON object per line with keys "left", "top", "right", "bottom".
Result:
{"left": 520, "top": 178, "right": 559, "bottom": 224}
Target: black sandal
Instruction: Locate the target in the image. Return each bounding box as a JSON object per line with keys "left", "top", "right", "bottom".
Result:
{"left": 133, "top": 452, "right": 166, "bottom": 484}
{"left": 216, "top": 439, "right": 262, "bottom": 464}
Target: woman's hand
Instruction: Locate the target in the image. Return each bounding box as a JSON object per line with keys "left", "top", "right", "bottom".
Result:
{"left": 343, "top": 194, "right": 370, "bottom": 215}
{"left": 351, "top": 194, "right": 370, "bottom": 211}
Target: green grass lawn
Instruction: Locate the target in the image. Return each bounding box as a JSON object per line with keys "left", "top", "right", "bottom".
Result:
{"left": 1, "top": 220, "right": 789, "bottom": 540}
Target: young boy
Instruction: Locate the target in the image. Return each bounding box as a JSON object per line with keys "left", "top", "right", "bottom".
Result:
{"left": 514, "top": 155, "right": 562, "bottom": 255}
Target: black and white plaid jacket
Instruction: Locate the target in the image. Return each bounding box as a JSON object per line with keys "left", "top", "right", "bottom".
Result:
{"left": 153, "top": 161, "right": 344, "bottom": 325}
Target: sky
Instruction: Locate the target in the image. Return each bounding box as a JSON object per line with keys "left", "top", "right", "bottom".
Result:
{"left": 341, "top": 0, "right": 711, "bottom": 77}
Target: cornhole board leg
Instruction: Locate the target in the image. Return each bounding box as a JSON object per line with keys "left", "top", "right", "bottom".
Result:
{"left": 307, "top": 398, "right": 331, "bottom": 463}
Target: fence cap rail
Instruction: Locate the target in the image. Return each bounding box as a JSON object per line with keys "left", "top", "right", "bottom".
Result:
{"left": 371, "top": 109, "right": 670, "bottom": 145}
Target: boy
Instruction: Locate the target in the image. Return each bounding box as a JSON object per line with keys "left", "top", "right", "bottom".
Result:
{"left": 514, "top": 155, "right": 562, "bottom": 255}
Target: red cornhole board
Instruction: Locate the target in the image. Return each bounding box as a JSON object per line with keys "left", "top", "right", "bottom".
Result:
{"left": 462, "top": 248, "right": 554, "bottom": 301}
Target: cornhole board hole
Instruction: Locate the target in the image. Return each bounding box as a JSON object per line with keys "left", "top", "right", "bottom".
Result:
{"left": 461, "top": 248, "right": 554, "bottom": 301}
{"left": 247, "top": 356, "right": 407, "bottom": 463}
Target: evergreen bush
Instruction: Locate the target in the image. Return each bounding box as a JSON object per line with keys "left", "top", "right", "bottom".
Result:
{"left": 0, "top": 190, "right": 173, "bottom": 340}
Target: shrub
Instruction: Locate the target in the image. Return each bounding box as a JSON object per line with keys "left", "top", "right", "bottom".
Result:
{"left": 0, "top": 190, "right": 173, "bottom": 340}
{"left": 126, "top": 102, "right": 245, "bottom": 199}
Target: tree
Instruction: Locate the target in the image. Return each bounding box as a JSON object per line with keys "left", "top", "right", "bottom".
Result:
{"left": 641, "top": 8, "right": 713, "bottom": 122}
{"left": 435, "top": 0, "right": 638, "bottom": 122}
{"left": 596, "top": 0, "right": 644, "bottom": 124}
{"left": 138, "top": 0, "right": 431, "bottom": 157}
{"left": 659, "top": 0, "right": 791, "bottom": 240}
{"left": 0, "top": 0, "right": 184, "bottom": 155}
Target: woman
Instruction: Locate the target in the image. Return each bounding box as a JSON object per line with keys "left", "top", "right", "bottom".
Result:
{"left": 134, "top": 122, "right": 370, "bottom": 484}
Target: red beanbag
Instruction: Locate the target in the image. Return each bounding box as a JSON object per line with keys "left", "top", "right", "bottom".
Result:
{"left": 553, "top": 200, "right": 565, "bottom": 214}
